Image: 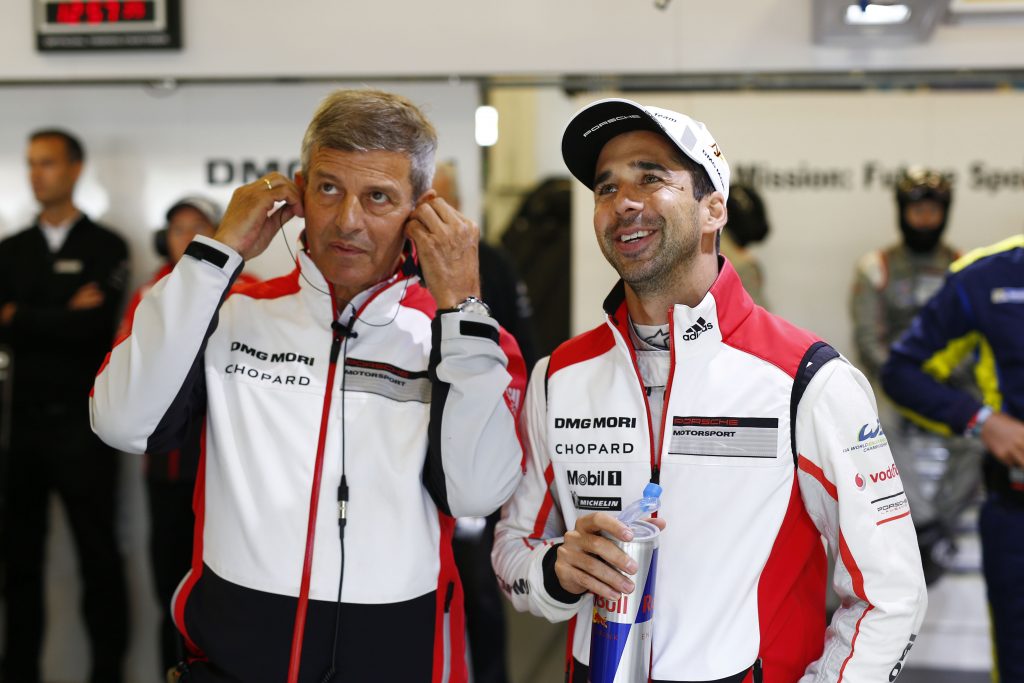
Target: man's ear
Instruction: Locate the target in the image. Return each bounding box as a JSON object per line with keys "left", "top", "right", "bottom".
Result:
{"left": 415, "top": 188, "right": 438, "bottom": 206}
{"left": 294, "top": 170, "right": 306, "bottom": 193}
{"left": 702, "top": 190, "right": 728, "bottom": 236}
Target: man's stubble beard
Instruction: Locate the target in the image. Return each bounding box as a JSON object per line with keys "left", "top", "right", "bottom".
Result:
{"left": 600, "top": 208, "right": 700, "bottom": 297}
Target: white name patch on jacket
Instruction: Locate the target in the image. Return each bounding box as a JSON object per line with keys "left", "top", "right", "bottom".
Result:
{"left": 343, "top": 357, "right": 431, "bottom": 404}
{"left": 668, "top": 415, "right": 778, "bottom": 459}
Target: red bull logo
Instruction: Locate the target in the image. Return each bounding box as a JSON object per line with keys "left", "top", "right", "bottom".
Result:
{"left": 592, "top": 608, "right": 609, "bottom": 629}
{"left": 639, "top": 594, "right": 654, "bottom": 621}
{"left": 593, "top": 594, "right": 629, "bottom": 616}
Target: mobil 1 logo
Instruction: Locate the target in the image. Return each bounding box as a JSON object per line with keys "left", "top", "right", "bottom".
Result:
{"left": 566, "top": 469, "right": 622, "bottom": 487}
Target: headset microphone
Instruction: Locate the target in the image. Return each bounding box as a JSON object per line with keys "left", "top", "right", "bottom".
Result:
{"left": 331, "top": 320, "right": 358, "bottom": 339}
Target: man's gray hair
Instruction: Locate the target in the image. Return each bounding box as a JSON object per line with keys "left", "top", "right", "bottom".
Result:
{"left": 300, "top": 89, "right": 438, "bottom": 198}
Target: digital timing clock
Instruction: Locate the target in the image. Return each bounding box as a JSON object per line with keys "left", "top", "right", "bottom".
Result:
{"left": 35, "top": 0, "right": 181, "bottom": 51}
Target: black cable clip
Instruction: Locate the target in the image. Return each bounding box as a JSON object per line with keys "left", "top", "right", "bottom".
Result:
{"left": 331, "top": 320, "right": 358, "bottom": 339}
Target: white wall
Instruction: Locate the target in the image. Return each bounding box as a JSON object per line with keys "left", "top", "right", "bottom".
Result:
{"left": 2, "top": 1, "right": 1024, "bottom": 81}
{"left": 569, "top": 90, "right": 1024, "bottom": 357}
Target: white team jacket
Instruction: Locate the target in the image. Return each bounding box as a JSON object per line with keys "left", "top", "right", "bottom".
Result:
{"left": 91, "top": 236, "right": 525, "bottom": 680}
{"left": 493, "top": 261, "right": 927, "bottom": 683}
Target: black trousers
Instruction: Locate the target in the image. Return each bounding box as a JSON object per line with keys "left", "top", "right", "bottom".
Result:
{"left": 2, "top": 412, "right": 127, "bottom": 683}
{"left": 146, "top": 476, "right": 195, "bottom": 677}
{"left": 451, "top": 512, "right": 509, "bottom": 683}
{"left": 178, "top": 568, "right": 438, "bottom": 682}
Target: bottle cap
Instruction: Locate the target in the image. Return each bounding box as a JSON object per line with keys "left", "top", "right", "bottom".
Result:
{"left": 643, "top": 482, "right": 663, "bottom": 499}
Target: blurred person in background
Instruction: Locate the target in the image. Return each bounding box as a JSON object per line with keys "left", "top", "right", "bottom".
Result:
{"left": 500, "top": 177, "right": 573, "bottom": 359}
{"left": 850, "top": 167, "right": 983, "bottom": 583}
{"left": 432, "top": 162, "right": 536, "bottom": 683}
{"left": 0, "top": 128, "right": 129, "bottom": 683}
{"left": 883, "top": 234, "right": 1024, "bottom": 683}
{"left": 117, "top": 195, "right": 259, "bottom": 677}
{"left": 720, "top": 183, "right": 771, "bottom": 309}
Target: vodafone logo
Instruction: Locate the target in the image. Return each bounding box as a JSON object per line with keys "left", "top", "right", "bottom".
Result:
{"left": 855, "top": 473, "right": 866, "bottom": 490}
{"left": 869, "top": 463, "right": 901, "bottom": 484}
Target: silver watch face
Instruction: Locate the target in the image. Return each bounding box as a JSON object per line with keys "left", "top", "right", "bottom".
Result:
{"left": 457, "top": 297, "right": 491, "bottom": 316}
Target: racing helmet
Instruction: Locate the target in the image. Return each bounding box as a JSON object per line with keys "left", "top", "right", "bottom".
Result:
{"left": 895, "top": 167, "right": 952, "bottom": 211}
{"left": 895, "top": 167, "right": 952, "bottom": 253}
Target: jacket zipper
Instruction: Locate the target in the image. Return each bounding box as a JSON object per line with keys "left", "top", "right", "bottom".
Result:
{"left": 285, "top": 273, "right": 412, "bottom": 683}
{"left": 653, "top": 312, "right": 678, "bottom": 489}
{"left": 286, "top": 297, "right": 343, "bottom": 683}
{"left": 613, "top": 309, "right": 677, "bottom": 485}
{"left": 616, "top": 328, "right": 659, "bottom": 483}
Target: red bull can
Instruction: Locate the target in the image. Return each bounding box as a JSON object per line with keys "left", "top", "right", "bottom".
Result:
{"left": 589, "top": 520, "right": 659, "bottom": 683}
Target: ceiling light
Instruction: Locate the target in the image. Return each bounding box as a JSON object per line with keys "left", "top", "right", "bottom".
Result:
{"left": 845, "top": 3, "right": 912, "bottom": 24}
{"left": 475, "top": 106, "right": 499, "bottom": 147}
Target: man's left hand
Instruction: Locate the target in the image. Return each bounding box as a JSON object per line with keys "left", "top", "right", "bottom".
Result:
{"left": 406, "top": 196, "right": 481, "bottom": 309}
{"left": 981, "top": 411, "right": 1024, "bottom": 468}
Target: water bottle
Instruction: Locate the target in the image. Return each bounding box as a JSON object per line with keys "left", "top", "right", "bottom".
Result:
{"left": 616, "top": 482, "right": 662, "bottom": 525}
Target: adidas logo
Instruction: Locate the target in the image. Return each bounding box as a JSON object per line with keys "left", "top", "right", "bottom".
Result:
{"left": 681, "top": 317, "right": 714, "bottom": 341}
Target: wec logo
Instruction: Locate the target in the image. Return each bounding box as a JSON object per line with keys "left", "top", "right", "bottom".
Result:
{"left": 858, "top": 420, "right": 885, "bottom": 442}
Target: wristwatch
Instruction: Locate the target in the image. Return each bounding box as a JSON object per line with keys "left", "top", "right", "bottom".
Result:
{"left": 454, "top": 295, "right": 491, "bottom": 317}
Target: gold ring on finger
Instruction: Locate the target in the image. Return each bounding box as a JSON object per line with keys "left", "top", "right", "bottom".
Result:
{"left": 263, "top": 178, "right": 274, "bottom": 191}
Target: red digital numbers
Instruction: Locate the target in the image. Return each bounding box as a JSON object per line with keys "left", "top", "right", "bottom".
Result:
{"left": 52, "top": 1, "right": 149, "bottom": 24}
{"left": 124, "top": 1, "right": 147, "bottom": 20}
{"left": 54, "top": 2, "right": 83, "bottom": 22}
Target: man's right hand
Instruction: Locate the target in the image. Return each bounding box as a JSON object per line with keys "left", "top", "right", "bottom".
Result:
{"left": 981, "top": 411, "right": 1024, "bottom": 468}
{"left": 214, "top": 173, "right": 305, "bottom": 261}
{"left": 555, "top": 512, "right": 666, "bottom": 600}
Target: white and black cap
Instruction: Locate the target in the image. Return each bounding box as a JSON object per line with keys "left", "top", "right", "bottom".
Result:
{"left": 560, "top": 97, "right": 730, "bottom": 200}
{"left": 166, "top": 195, "right": 223, "bottom": 227}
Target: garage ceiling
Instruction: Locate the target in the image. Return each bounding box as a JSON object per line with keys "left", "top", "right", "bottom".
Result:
{"left": 814, "top": 0, "right": 1024, "bottom": 44}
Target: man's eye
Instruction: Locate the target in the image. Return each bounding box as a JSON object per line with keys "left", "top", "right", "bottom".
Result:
{"left": 596, "top": 184, "right": 616, "bottom": 197}
{"left": 320, "top": 183, "right": 338, "bottom": 194}
{"left": 369, "top": 191, "right": 390, "bottom": 204}
{"left": 641, "top": 174, "right": 662, "bottom": 184}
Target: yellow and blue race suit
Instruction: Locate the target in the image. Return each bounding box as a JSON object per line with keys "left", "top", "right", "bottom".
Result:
{"left": 882, "top": 234, "right": 1024, "bottom": 681}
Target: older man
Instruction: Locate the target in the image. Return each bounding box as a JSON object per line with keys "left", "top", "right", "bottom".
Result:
{"left": 493, "top": 99, "right": 927, "bottom": 682}
{"left": 92, "top": 90, "right": 525, "bottom": 683}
